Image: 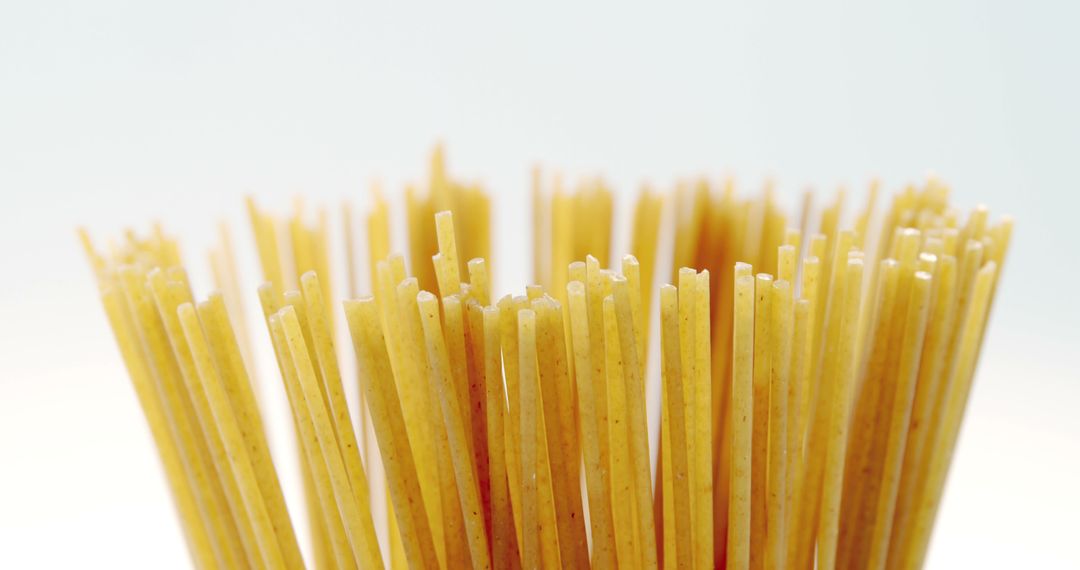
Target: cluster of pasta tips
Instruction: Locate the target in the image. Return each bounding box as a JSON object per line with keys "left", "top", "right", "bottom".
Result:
{"left": 81, "top": 147, "right": 1011, "bottom": 570}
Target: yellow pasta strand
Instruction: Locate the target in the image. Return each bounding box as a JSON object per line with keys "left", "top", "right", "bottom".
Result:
{"left": 196, "top": 294, "right": 303, "bottom": 569}
{"left": 727, "top": 273, "right": 755, "bottom": 570}
{"left": 100, "top": 286, "right": 221, "bottom": 570}
{"left": 418, "top": 292, "right": 492, "bottom": 570}
{"left": 532, "top": 296, "right": 589, "bottom": 568}
{"left": 146, "top": 270, "right": 261, "bottom": 568}
{"left": 178, "top": 303, "right": 289, "bottom": 570}
{"left": 866, "top": 271, "right": 933, "bottom": 570}
{"left": 482, "top": 305, "right": 521, "bottom": 570}
{"left": 394, "top": 277, "right": 448, "bottom": 569}
{"left": 817, "top": 258, "right": 864, "bottom": 570}
{"left": 899, "top": 262, "right": 997, "bottom": 570}
{"left": 613, "top": 276, "right": 659, "bottom": 570}
{"left": 692, "top": 269, "right": 714, "bottom": 570}
{"left": 517, "top": 308, "right": 543, "bottom": 570}
{"left": 566, "top": 280, "right": 618, "bottom": 569}
{"left": 344, "top": 298, "right": 441, "bottom": 570}
{"left": 259, "top": 285, "right": 343, "bottom": 570}
{"left": 280, "top": 306, "right": 383, "bottom": 569}
{"left": 749, "top": 273, "right": 772, "bottom": 570}
{"left": 659, "top": 285, "right": 693, "bottom": 570}
{"left": 299, "top": 272, "right": 372, "bottom": 513}
{"left": 604, "top": 293, "right": 637, "bottom": 569}
{"left": 765, "top": 279, "right": 792, "bottom": 570}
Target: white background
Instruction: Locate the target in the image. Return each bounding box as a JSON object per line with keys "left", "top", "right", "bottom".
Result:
{"left": 1, "top": 1, "right": 1077, "bottom": 568}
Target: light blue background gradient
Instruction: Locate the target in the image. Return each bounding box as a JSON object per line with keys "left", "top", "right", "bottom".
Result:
{"left": 1, "top": 2, "right": 1076, "bottom": 567}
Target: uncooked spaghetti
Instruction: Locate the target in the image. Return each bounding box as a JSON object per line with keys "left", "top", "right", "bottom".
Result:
{"left": 81, "top": 147, "right": 1011, "bottom": 570}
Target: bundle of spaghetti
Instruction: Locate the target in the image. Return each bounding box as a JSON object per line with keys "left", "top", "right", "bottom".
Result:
{"left": 80, "top": 227, "right": 305, "bottom": 570}
{"left": 82, "top": 148, "right": 1011, "bottom": 570}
